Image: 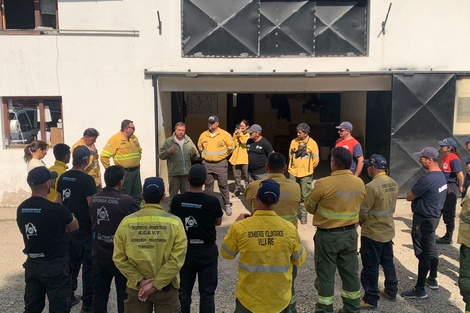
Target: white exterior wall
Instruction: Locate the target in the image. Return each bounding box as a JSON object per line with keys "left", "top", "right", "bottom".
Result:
{"left": 0, "top": 0, "right": 469, "bottom": 204}
{"left": 147, "top": 1, "right": 470, "bottom": 73}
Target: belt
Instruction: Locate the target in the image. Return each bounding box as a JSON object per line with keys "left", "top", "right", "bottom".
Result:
{"left": 26, "top": 256, "right": 68, "bottom": 263}
{"left": 188, "top": 239, "right": 216, "bottom": 246}
{"left": 203, "top": 159, "right": 224, "bottom": 164}
{"left": 317, "top": 224, "right": 355, "bottom": 232}
{"left": 124, "top": 166, "right": 140, "bottom": 172}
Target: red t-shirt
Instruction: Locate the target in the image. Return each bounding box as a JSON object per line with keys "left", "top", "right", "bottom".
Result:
{"left": 335, "top": 137, "right": 363, "bottom": 173}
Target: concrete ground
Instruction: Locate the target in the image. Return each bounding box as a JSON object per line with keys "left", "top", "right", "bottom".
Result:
{"left": 0, "top": 187, "right": 466, "bottom": 312}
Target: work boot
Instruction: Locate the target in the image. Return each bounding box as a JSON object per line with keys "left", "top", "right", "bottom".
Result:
{"left": 436, "top": 233, "right": 452, "bottom": 244}
{"left": 379, "top": 288, "right": 396, "bottom": 301}
{"left": 360, "top": 299, "right": 377, "bottom": 309}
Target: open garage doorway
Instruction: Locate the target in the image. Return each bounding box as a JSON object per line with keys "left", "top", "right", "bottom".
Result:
{"left": 158, "top": 73, "right": 461, "bottom": 197}
{"left": 170, "top": 90, "right": 376, "bottom": 180}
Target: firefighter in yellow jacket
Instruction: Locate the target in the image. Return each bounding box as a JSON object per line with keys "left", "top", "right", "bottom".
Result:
{"left": 304, "top": 147, "right": 366, "bottom": 313}
{"left": 47, "top": 144, "right": 70, "bottom": 202}
{"left": 222, "top": 179, "right": 306, "bottom": 313}
{"left": 359, "top": 154, "right": 399, "bottom": 309}
{"left": 245, "top": 152, "right": 301, "bottom": 226}
{"left": 100, "top": 119, "right": 142, "bottom": 204}
{"left": 229, "top": 119, "right": 250, "bottom": 197}
{"left": 198, "top": 115, "right": 235, "bottom": 215}
{"left": 244, "top": 152, "right": 302, "bottom": 312}
{"left": 72, "top": 128, "right": 102, "bottom": 191}
{"left": 458, "top": 190, "right": 470, "bottom": 313}
{"left": 288, "top": 123, "right": 319, "bottom": 224}
{"left": 113, "top": 177, "right": 187, "bottom": 312}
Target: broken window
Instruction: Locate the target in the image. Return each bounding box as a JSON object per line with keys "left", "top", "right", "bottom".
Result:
{"left": 0, "top": 0, "right": 57, "bottom": 30}
{"left": 2, "top": 97, "right": 63, "bottom": 147}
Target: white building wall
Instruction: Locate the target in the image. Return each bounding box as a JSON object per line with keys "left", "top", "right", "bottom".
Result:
{"left": 0, "top": 0, "right": 469, "bottom": 204}
{"left": 146, "top": 1, "right": 470, "bottom": 73}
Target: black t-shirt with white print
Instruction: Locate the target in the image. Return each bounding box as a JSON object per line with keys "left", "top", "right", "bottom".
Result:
{"left": 170, "top": 191, "right": 223, "bottom": 246}
{"left": 57, "top": 169, "right": 96, "bottom": 232}
{"left": 17, "top": 196, "right": 73, "bottom": 260}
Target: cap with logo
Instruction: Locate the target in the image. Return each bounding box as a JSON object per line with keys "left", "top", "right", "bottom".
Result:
{"left": 188, "top": 164, "right": 207, "bottom": 186}
{"left": 257, "top": 179, "right": 280, "bottom": 205}
{"left": 413, "top": 147, "right": 439, "bottom": 159}
{"left": 27, "top": 167, "right": 58, "bottom": 186}
{"left": 246, "top": 124, "right": 262, "bottom": 134}
{"left": 335, "top": 121, "right": 353, "bottom": 132}
{"left": 437, "top": 137, "right": 457, "bottom": 150}
{"left": 208, "top": 116, "right": 219, "bottom": 123}
{"left": 364, "top": 154, "right": 388, "bottom": 169}
{"left": 143, "top": 177, "right": 165, "bottom": 198}
{"left": 73, "top": 145, "right": 91, "bottom": 160}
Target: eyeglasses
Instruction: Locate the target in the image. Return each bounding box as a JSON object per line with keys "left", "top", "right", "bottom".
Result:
{"left": 127, "top": 127, "right": 135, "bottom": 130}
{"left": 338, "top": 129, "right": 348, "bottom": 133}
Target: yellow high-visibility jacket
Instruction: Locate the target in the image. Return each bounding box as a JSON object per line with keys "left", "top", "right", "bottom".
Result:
{"left": 360, "top": 172, "right": 398, "bottom": 243}
{"left": 288, "top": 136, "right": 319, "bottom": 178}
{"left": 229, "top": 132, "right": 249, "bottom": 165}
{"left": 221, "top": 210, "right": 306, "bottom": 313}
{"left": 100, "top": 131, "right": 142, "bottom": 169}
{"left": 458, "top": 192, "right": 470, "bottom": 248}
{"left": 305, "top": 169, "right": 366, "bottom": 228}
{"left": 72, "top": 139, "right": 101, "bottom": 187}
{"left": 198, "top": 128, "right": 234, "bottom": 162}
{"left": 113, "top": 203, "right": 187, "bottom": 291}
{"left": 47, "top": 160, "right": 68, "bottom": 202}
{"left": 245, "top": 173, "right": 301, "bottom": 227}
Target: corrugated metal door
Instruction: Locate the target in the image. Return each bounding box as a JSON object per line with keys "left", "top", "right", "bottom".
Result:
{"left": 390, "top": 74, "right": 456, "bottom": 196}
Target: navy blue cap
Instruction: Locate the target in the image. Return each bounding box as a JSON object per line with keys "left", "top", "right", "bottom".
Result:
{"left": 364, "top": 154, "right": 388, "bottom": 169}
{"left": 73, "top": 145, "right": 90, "bottom": 160}
{"left": 257, "top": 179, "right": 280, "bottom": 205}
{"left": 335, "top": 121, "right": 353, "bottom": 131}
{"left": 27, "top": 167, "right": 58, "bottom": 186}
{"left": 438, "top": 137, "right": 457, "bottom": 149}
{"left": 143, "top": 177, "right": 164, "bottom": 198}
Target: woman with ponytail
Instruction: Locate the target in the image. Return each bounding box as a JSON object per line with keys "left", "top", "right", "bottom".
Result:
{"left": 24, "top": 140, "right": 49, "bottom": 172}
